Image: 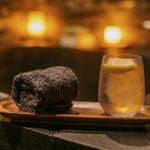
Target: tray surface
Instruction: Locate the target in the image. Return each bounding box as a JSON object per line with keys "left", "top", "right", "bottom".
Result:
{"left": 0, "top": 100, "right": 150, "bottom": 128}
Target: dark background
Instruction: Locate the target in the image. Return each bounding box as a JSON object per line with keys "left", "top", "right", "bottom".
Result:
{"left": 0, "top": 47, "right": 149, "bottom": 101}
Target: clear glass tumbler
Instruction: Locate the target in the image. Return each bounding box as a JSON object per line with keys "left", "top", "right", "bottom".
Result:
{"left": 98, "top": 54, "right": 145, "bottom": 117}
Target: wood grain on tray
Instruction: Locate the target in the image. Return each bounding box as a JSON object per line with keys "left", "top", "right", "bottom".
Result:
{"left": 0, "top": 100, "right": 150, "bottom": 128}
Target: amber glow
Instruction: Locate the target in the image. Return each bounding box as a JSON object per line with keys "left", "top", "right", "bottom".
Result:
{"left": 104, "top": 26, "right": 122, "bottom": 44}
{"left": 78, "top": 33, "right": 95, "bottom": 49}
{"left": 116, "top": 107, "right": 130, "bottom": 113}
{"left": 27, "top": 12, "right": 46, "bottom": 36}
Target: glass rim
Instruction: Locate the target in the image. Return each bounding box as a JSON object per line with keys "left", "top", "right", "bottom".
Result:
{"left": 103, "top": 53, "right": 142, "bottom": 59}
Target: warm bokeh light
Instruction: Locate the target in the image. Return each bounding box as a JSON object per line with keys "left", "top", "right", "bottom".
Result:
{"left": 27, "top": 11, "right": 46, "bottom": 36}
{"left": 78, "top": 33, "right": 96, "bottom": 49}
{"left": 104, "top": 26, "right": 122, "bottom": 44}
{"left": 143, "top": 20, "right": 150, "bottom": 29}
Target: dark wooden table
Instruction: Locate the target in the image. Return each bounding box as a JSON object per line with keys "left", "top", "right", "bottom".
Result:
{"left": 1, "top": 114, "right": 150, "bottom": 150}
{"left": 1, "top": 92, "right": 150, "bottom": 150}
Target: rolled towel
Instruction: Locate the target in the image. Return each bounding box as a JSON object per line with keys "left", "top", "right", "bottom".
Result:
{"left": 11, "top": 66, "right": 79, "bottom": 113}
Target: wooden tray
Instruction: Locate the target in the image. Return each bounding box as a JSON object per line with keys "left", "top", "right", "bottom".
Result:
{"left": 1, "top": 100, "right": 150, "bottom": 128}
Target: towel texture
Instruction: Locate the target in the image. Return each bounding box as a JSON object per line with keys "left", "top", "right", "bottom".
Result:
{"left": 11, "top": 66, "right": 78, "bottom": 113}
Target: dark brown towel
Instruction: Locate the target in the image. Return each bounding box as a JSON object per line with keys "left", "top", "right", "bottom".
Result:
{"left": 11, "top": 66, "right": 79, "bottom": 113}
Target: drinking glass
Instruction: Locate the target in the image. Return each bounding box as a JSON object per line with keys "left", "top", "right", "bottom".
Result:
{"left": 98, "top": 54, "right": 145, "bottom": 117}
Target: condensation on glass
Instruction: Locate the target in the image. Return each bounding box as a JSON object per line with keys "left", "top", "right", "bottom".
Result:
{"left": 98, "top": 54, "right": 145, "bottom": 117}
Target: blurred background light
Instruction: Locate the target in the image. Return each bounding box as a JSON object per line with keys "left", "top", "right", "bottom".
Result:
{"left": 78, "top": 33, "right": 96, "bottom": 49}
{"left": 0, "top": 0, "right": 149, "bottom": 51}
{"left": 143, "top": 21, "right": 150, "bottom": 29}
{"left": 104, "top": 26, "right": 122, "bottom": 44}
{"left": 27, "top": 11, "right": 46, "bottom": 36}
